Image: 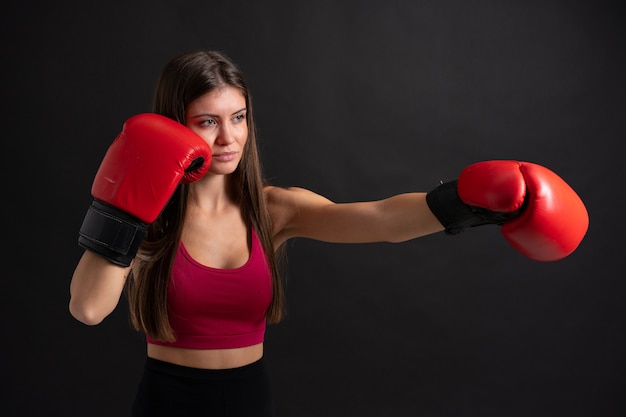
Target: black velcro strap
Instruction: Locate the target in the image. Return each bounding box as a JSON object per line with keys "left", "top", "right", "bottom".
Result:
{"left": 78, "top": 200, "right": 148, "bottom": 266}
{"left": 426, "top": 180, "right": 474, "bottom": 235}
{"left": 426, "top": 180, "right": 522, "bottom": 235}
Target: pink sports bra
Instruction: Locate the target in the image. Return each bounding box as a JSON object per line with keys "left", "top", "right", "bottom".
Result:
{"left": 146, "top": 228, "right": 272, "bottom": 349}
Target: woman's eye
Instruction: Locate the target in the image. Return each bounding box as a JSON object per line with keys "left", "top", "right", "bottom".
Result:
{"left": 234, "top": 113, "right": 246, "bottom": 122}
{"left": 200, "top": 119, "right": 216, "bottom": 127}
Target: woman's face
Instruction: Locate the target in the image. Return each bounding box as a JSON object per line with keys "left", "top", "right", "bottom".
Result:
{"left": 185, "top": 86, "right": 248, "bottom": 176}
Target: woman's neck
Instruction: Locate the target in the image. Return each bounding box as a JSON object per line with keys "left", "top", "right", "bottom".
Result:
{"left": 188, "top": 174, "right": 239, "bottom": 212}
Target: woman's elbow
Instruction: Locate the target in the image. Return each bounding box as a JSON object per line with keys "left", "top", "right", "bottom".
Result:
{"left": 68, "top": 298, "right": 109, "bottom": 325}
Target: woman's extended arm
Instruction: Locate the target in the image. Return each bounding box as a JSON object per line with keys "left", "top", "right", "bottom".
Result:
{"left": 69, "top": 251, "right": 130, "bottom": 325}
{"left": 266, "top": 186, "right": 444, "bottom": 247}
{"left": 267, "top": 159, "right": 589, "bottom": 262}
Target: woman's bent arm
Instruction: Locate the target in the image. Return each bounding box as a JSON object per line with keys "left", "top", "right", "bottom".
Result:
{"left": 69, "top": 250, "right": 130, "bottom": 325}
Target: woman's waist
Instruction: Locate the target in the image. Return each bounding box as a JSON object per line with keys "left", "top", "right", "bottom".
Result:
{"left": 147, "top": 342, "right": 264, "bottom": 370}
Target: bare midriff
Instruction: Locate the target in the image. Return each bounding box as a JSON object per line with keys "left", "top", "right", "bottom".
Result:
{"left": 147, "top": 343, "right": 264, "bottom": 369}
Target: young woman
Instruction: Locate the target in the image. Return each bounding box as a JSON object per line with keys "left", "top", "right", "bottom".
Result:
{"left": 69, "top": 50, "right": 586, "bottom": 417}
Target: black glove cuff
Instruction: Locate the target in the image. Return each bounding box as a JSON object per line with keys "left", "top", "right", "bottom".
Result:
{"left": 426, "top": 180, "right": 517, "bottom": 235}
{"left": 78, "top": 200, "right": 148, "bottom": 267}
{"left": 426, "top": 180, "right": 473, "bottom": 234}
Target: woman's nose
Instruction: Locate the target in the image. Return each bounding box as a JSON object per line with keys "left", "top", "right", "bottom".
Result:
{"left": 215, "top": 124, "right": 235, "bottom": 145}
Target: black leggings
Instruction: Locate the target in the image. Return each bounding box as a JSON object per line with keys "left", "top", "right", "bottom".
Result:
{"left": 131, "top": 357, "right": 276, "bottom": 417}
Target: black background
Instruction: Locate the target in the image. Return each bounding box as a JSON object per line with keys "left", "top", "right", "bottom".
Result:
{"left": 3, "top": 1, "right": 625, "bottom": 416}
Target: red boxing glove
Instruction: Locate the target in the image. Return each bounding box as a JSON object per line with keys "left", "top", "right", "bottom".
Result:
{"left": 78, "top": 113, "right": 212, "bottom": 266}
{"left": 427, "top": 160, "right": 589, "bottom": 262}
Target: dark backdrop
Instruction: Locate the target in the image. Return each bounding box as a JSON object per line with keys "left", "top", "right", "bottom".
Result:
{"left": 4, "top": 1, "right": 625, "bottom": 416}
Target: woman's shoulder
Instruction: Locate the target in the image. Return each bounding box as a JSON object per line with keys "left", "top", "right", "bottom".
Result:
{"left": 263, "top": 185, "right": 334, "bottom": 244}
{"left": 263, "top": 185, "right": 299, "bottom": 220}
{"left": 263, "top": 185, "right": 332, "bottom": 207}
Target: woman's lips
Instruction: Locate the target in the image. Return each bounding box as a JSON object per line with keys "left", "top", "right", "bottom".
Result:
{"left": 212, "top": 151, "right": 237, "bottom": 162}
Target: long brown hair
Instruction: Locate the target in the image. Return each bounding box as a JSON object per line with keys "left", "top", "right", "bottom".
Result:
{"left": 126, "top": 50, "right": 285, "bottom": 341}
